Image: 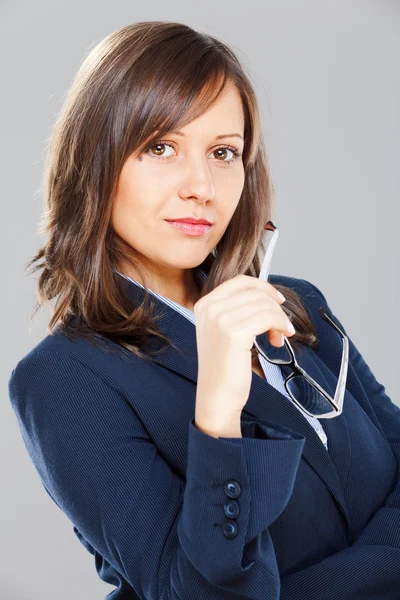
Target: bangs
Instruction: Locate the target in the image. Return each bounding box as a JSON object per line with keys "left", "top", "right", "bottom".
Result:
{"left": 125, "top": 43, "right": 235, "bottom": 156}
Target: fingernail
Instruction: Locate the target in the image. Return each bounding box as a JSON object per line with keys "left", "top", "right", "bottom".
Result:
{"left": 277, "top": 291, "right": 286, "bottom": 303}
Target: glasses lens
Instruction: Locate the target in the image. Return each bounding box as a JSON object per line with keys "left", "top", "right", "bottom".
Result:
{"left": 286, "top": 375, "right": 336, "bottom": 416}
{"left": 254, "top": 331, "right": 292, "bottom": 364}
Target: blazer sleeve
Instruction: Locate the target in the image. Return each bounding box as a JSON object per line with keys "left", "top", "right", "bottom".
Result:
{"left": 302, "top": 279, "right": 400, "bottom": 550}
{"left": 8, "top": 349, "right": 305, "bottom": 599}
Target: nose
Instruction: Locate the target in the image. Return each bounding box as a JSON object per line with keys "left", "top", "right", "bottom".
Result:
{"left": 178, "top": 158, "right": 215, "bottom": 203}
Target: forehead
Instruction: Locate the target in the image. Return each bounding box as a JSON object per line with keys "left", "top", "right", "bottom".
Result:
{"left": 160, "top": 86, "right": 245, "bottom": 138}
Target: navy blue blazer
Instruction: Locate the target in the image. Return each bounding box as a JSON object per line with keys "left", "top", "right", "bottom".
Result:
{"left": 8, "top": 274, "right": 400, "bottom": 599}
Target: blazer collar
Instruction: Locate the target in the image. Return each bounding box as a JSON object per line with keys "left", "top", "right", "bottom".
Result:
{"left": 118, "top": 273, "right": 351, "bottom": 526}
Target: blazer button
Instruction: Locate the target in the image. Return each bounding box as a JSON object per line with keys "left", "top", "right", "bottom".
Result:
{"left": 224, "top": 500, "right": 240, "bottom": 519}
{"left": 223, "top": 520, "right": 238, "bottom": 539}
{"left": 224, "top": 480, "right": 242, "bottom": 498}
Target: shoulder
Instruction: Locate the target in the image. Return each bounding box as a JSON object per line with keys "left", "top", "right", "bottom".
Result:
{"left": 269, "top": 274, "right": 333, "bottom": 343}
{"left": 8, "top": 321, "right": 147, "bottom": 401}
{"left": 269, "top": 273, "right": 327, "bottom": 306}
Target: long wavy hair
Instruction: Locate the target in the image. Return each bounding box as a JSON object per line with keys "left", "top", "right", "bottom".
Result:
{"left": 26, "top": 21, "right": 319, "bottom": 364}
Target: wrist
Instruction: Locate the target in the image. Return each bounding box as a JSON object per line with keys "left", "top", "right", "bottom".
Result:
{"left": 194, "top": 410, "right": 242, "bottom": 438}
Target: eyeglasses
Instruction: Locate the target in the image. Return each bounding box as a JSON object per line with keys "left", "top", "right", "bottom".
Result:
{"left": 254, "top": 307, "right": 349, "bottom": 419}
{"left": 254, "top": 221, "right": 349, "bottom": 419}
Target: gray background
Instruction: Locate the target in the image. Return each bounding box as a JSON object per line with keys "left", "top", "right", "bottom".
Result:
{"left": 2, "top": 1, "right": 399, "bottom": 598}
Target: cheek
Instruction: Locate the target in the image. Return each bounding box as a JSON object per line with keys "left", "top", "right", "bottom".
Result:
{"left": 217, "top": 166, "right": 244, "bottom": 201}
{"left": 112, "top": 197, "right": 151, "bottom": 244}
{"left": 112, "top": 187, "right": 165, "bottom": 253}
{"left": 219, "top": 184, "right": 243, "bottom": 220}
{"left": 113, "top": 167, "right": 154, "bottom": 225}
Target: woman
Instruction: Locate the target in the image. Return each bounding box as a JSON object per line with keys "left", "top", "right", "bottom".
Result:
{"left": 8, "top": 21, "right": 400, "bottom": 599}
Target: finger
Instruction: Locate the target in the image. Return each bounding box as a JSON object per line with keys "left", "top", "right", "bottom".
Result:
{"left": 268, "top": 330, "right": 285, "bottom": 347}
{"left": 199, "top": 289, "right": 279, "bottom": 323}
{"left": 223, "top": 299, "right": 296, "bottom": 339}
{"left": 196, "top": 274, "right": 284, "bottom": 309}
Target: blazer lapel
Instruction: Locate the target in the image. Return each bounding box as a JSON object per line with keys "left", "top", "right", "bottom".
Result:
{"left": 120, "top": 274, "right": 351, "bottom": 526}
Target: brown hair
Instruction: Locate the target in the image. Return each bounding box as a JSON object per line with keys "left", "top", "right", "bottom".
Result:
{"left": 26, "top": 21, "right": 319, "bottom": 364}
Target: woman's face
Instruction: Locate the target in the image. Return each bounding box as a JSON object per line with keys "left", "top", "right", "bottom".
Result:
{"left": 112, "top": 82, "right": 245, "bottom": 282}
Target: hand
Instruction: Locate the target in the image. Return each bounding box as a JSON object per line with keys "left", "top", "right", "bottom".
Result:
{"left": 194, "top": 274, "right": 295, "bottom": 427}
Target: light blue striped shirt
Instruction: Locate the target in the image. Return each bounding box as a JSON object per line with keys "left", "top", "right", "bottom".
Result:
{"left": 117, "top": 269, "right": 328, "bottom": 450}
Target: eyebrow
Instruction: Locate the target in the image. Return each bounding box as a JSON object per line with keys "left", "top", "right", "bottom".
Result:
{"left": 167, "top": 130, "right": 244, "bottom": 141}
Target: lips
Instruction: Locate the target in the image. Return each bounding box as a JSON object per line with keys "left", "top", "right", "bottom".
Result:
{"left": 166, "top": 220, "right": 212, "bottom": 236}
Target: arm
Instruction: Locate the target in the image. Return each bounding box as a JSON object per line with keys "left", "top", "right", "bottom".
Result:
{"left": 270, "top": 278, "right": 400, "bottom": 599}
{"left": 8, "top": 349, "right": 305, "bottom": 599}
{"left": 272, "top": 441, "right": 400, "bottom": 600}
{"left": 279, "top": 544, "right": 400, "bottom": 599}
{"left": 303, "top": 279, "right": 400, "bottom": 549}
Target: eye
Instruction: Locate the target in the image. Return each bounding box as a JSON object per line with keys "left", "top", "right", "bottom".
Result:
{"left": 146, "top": 142, "right": 175, "bottom": 160}
{"left": 212, "top": 146, "right": 242, "bottom": 165}
{"left": 143, "top": 141, "right": 243, "bottom": 165}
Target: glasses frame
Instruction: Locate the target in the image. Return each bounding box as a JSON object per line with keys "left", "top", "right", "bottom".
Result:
{"left": 253, "top": 306, "right": 349, "bottom": 419}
